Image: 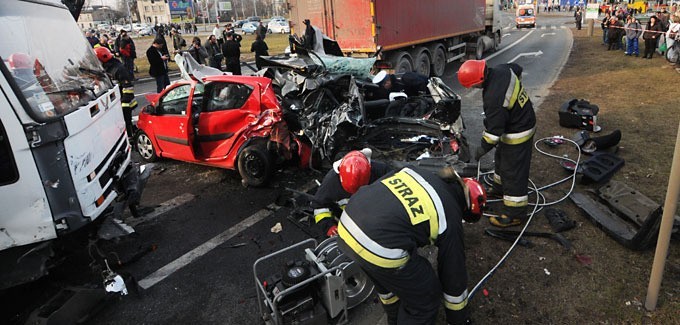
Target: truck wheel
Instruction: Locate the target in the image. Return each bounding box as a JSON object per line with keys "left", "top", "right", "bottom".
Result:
{"left": 430, "top": 45, "right": 447, "bottom": 77}
{"left": 410, "top": 47, "right": 431, "bottom": 76}
{"left": 475, "top": 38, "right": 484, "bottom": 60}
{"left": 136, "top": 131, "right": 158, "bottom": 162}
{"left": 391, "top": 52, "right": 413, "bottom": 74}
{"left": 238, "top": 144, "right": 273, "bottom": 187}
{"left": 493, "top": 32, "right": 501, "bottom": 52}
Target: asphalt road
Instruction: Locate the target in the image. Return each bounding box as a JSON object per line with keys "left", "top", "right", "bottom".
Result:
{"left": 22, "top": 11, "right": 576, "bottom": 325}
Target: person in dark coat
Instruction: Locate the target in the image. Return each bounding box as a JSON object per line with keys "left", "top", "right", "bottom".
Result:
{"left": 257, "top": 22, "right": 268, "bottom": 40}
{"left": 188, "top": 37, "right": 209, "bottom": 65}
{"left": 222, "top": 32, "right": 241, "bottom": 75}
{"left": 85, "top": 30, "right": 99, "bottom": 47}
{"left": 250, "top": 34, "right": 269, "bottom": 70}
{"left": 117, "top": 30, "right": 137, "bottom": 76}
{"left": 607, "top": 17, "right": 623, "bottom": 50}
{"left": 575, "top": 8, "right": 583, "bottom": 30}
{"left": 302, "top": 19, "right": 316, "bottom": 50}
{"left": 643, "top": 16, "right": 664, "bottom": 58}
{"left": 147, "top": 38, "right": 170, "bottom": 93}
{"left": 206, "top": 35, "right": 223, "bottom": 70}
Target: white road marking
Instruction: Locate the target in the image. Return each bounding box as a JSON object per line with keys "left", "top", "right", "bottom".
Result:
{"left": 508, "top": 50, "right": 544, "bottom": 63}
{"left": 541, "top": 26, "right": 546, "bottom": 30}
{"left": 551, "top": 26, "right": 557, "bottom": 30}
{"left": 541, "top": 32, "right": 557, "bottom": 37}
{"left": 502, "top": 33, "right": 511, "bottom": 38}
{"left": 138, "top": 203, "right": 281, "bottom": 289}
{"left": 486, "top": 29, "right": 535, "bottom": 61}
{"left": 128, "top": 193, "right": 196, "bottom": 227}
{"left": 503, "top": 26, "right": 511, "bottom": 30}
{"left": 560, "top": 26, "right": 567, "bottom": 29}
{"left": 137, "top": 179, "right": 319, "bottom": 289}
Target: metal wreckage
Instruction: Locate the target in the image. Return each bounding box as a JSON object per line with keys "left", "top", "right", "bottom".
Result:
{"left": 256, "top": 40, "right": 475, "bottom": 174}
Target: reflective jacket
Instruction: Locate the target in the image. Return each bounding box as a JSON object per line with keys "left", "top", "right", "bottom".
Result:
{"left": 339, "top": 166, "right": 465, "bottom": 267}
{"left": 311, "top": 161, "right": 391, "bottom": 230}
{"left": 103, "top": 58, "right": 137, "bottom": 110}
{"left": 481, "top": 63, "right": 536, "bottom": 151}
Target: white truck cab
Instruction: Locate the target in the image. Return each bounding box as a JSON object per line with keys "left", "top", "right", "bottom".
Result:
{"left": 0, "top": 0, "right": 148, "bottom": 289}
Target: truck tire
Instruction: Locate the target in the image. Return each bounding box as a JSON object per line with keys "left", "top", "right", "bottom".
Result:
{"left": 136, "top": 131, "right": 158, "bottom": 162}
{"left": 474, "top": 38, "right": 484, "bottom": 60}
{"left": 430, "top": 45, "right": 447, "bottom": 77}
{"left": 238, "top": 144, "right": 273, "bottom": 187}
{"left": 492, "top": 32, "right": 501, "bottom": 52}
{"left": 391, "top": 52, "right": 413, "bottom": 74}
{"left": 410, "top": 47, "right": 431, "bottom": 76}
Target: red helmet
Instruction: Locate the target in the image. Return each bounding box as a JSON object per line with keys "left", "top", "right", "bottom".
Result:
{"left": 8, "top": 53, "right": 33, "bottom": 69}
{"left": 462, "top": 178, "right": 487, "bottom": 223}
{"left": 335, "top": 149, "right": 372, "bottom": 194}
{"left": 94, "top": 46, "right": 113, "bottom": 63}
{"left": 457, "top": 60, "right": 486, "bottom": 88}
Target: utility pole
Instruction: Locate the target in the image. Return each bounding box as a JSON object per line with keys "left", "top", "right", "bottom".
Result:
{"left": 253, "top": 0, "right": 258, "bottom": 17}
{"left": 214, "top": 0, "right": 219, "bottom": 23}
{"left": 125, "top": 0, "right": 133, "bottom": 33}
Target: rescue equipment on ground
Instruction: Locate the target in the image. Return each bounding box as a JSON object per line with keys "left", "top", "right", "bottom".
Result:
{"left": 254, "top": 238, "right": 374, "bottom": 325}
{"left": 559, "top": 99, "right": 601, "bottom": 132}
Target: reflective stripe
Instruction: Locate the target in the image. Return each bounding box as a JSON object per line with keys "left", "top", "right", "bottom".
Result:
{"left": 503, "top": 71, "right": 528, "bottom": 110}
{"left": 122, "top": 88, "right": 135, "bottom": 94}
{"left": 502, "top": 72, "right": 520, "bottom": 108}
{"left": 380, "top": 168, "right": 447, "bottom": 244}
{"left": 337, "top": 198, "right": 349, "bottom": 210}
{"left": 500, "top": 127, "right": 535, "bottom": 145}
{"left": 121, "top": 100, "right": 138, "bottom": 109}
{"left": 339, "top": 211, "right": 409, "bottom": 268}
{"left": 482, "top": 131, "right": 500, "bottom": 145}
{"left": 314, "top": 208, "right": 332, "bottom": 223}
{"left": 493, "top": 173, "right": 502, "bottom": 185}
{"left": 503, "top": 195, "right": 528, "bottom": 207}
{"left": 401, "top": 168, "right": 447, "bottom": 240}
{"left": 443, "top": 290, "right": 469, "bottom": 311}
{"left": 378, "top": 292, "right": 400, "bottom": 305}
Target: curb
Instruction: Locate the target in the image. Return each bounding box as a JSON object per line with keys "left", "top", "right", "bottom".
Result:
{"left": 136, "top": 60, "right": 258, "bottom": 83}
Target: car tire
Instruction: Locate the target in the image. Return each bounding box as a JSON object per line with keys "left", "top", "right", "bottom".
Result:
{"left": 238, "top": 144, "right": 273, "bottom": 187}
{"left": 136, "top": 131, "right": 158, "bottom": 162}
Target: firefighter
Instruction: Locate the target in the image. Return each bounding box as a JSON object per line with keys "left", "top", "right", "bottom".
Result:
{"left": 337, "top": 165, "right": 485, "bottom": 325}
{"left": 311, "top": 148, "right": 391, "bottom": 237}
{"left": 95, "top": 47, "right": 137, "bottom": 137}
{"left": 457, "top": 60, "right": 536, "bottom": 228}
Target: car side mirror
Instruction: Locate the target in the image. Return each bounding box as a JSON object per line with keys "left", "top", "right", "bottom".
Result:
{"left": 144, "top": 105, "right": 157, "bottom": 115}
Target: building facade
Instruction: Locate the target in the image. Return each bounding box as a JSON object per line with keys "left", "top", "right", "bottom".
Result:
{"left": 137, "top": 0, "right": 172, "bottom": 25}
{"left": 77, "top": 6, "right": 119, "bottom": 30}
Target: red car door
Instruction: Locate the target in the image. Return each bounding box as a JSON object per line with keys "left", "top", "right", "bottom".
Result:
{"left": 195, "top": 81, "right": 261, "bottom": 160}
{"left": 150, "top": 83, "right": 196, "bottom": 161}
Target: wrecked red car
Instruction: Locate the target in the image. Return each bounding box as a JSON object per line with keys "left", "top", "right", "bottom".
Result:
{"left": 135, "top": 54, "right": 311, "bottom": 186}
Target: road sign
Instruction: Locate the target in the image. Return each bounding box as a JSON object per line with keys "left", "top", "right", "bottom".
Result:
{"left": 218, "top": 2, "right": 232, "bottom": 11}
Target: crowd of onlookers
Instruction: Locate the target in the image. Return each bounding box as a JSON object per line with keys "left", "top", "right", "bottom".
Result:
{"left": 599, "top": 6, "right": 680, "bottom": 72}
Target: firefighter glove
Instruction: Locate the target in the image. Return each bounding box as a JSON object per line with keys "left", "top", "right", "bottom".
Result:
{"left": 326, "top": 225, "right": 339, "bottom": 237}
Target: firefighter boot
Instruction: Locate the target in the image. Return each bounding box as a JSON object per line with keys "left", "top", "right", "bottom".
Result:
{"left": 489, "top": 214, "right": 524, "bottom": 228}
{"left": 381, "top": 298, "right": 400, "bottom": 325}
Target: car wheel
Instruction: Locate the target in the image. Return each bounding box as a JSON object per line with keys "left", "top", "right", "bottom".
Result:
{"left": 238, "top": 144, "right": 273, "bottom": 187}
{"left": 136, "top": 131, "right": 158, "bottom": 162}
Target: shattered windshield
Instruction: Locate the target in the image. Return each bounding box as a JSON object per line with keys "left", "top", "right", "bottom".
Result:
{"left": 0, "top": 1, "right": 113, "bottom": 122}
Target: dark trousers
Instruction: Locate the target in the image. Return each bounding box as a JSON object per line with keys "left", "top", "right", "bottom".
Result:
{"left": 121, "top": 107, "right": 133, "bottom": 137}
{"left": 644, "top": 38, "right": 656, "bottom": 58}
{"left": 154, "top": 73, "right": 170, "bottom": 93}
{"left": 337, "top": 242, "right": 440, "bottom": 325}
{"left": 493, "top": 138, "right": 533, "bottom": 219}
{"left": 226, "top": 60, "right": 241, "bottom": 75}
{"left": 123, "top": 57, "right": 135, "bottom": 77}
{"left": 337, "top": 226, "right": 468, "bottom": 325}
